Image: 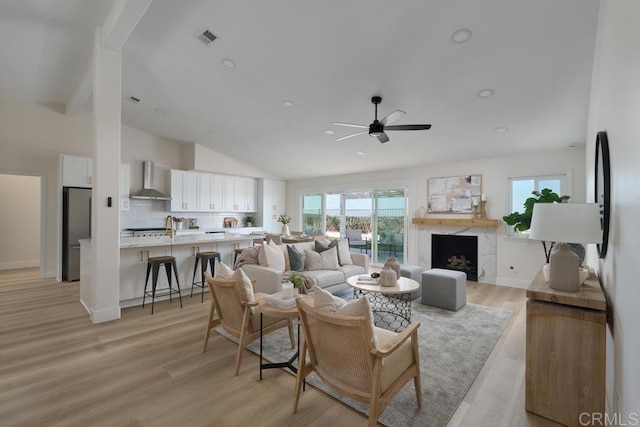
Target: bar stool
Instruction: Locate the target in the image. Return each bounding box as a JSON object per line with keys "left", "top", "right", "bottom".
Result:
{"left": 191, "top": 251, "right": 221, "bottom": 302}
{"left": 143, "top": 256, "right": 182, "bottom": 315}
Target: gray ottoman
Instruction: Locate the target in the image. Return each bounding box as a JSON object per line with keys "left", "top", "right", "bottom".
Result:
{"left": 421, "top": 268, "right": 467, "bottom": 311}
{"left": 400, "top": 264, "right": 424, "bottom": 300}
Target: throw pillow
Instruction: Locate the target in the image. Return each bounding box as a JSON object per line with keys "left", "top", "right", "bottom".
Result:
{"left": 304, "top": 249, "right": 323, "bottom": 271}
{"left": 312, "top": 285, "right": 347, "bottom": 312}
{"left": 320, "top": 246, "right": 340, "bottom": 270}
{"left": 216, "top": 262, "right": 235, "bottom": 279}
{"left": 337, "top": 239, "right": 353, "bottom": 265}
{"left": 304, "top": 247, "right": 339, "bottom": 270}
{"left": 315, "top": 239, "right": 342, "bottom": 266}
{"left": 263, "top": 239, "right": 286, "bottom": 272}
{"left": 232, "top": 268, "right": 255, "bottom": 303}
{"left": 312, "top": 286, "right": 378, "bottom": 349}
{"left": 287, "top": 245, "right": 304, "bottom": 272}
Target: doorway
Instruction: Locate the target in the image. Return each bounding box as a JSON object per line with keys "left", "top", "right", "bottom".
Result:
{"left": 0, "top": 174, "right": 42, "bottom": 274}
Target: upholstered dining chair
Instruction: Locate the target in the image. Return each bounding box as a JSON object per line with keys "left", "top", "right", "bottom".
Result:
{"left": 293, "top": 298, "right": 422, "bottom": 427}
{"left": 202, "top": 272, "right": 295, "bottom": 375}
{"left": 265, "top": 234, "right": 283, "bottom": 244}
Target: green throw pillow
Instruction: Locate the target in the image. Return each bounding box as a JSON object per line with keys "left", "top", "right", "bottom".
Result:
{"left": 287, "top": 245, "right": 304, "bottom": 272}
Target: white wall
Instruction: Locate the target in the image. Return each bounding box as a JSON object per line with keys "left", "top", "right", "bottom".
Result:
{"left": 188, "top": 143, "right": 282, "bottom": 179}
{"left": 0, "top": 174, "right": 40, "bottom": 269}
{"left": 286, "top": 148, "right": 586, "bottom": 286}
{"left": 586, "top": 0, "right": 640, "bottom": 418}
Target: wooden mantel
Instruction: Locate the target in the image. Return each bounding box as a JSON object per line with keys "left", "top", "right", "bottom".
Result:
{"left": 412, "top": 218, "right": 501, "bottom": 227}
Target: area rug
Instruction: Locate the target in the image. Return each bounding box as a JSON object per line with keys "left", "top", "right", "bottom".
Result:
{"left": 216, "top": 301, "right": 512, "bottom": 427}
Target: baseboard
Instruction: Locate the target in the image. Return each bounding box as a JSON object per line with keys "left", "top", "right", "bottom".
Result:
{"left": 44, "top": 270, "right": 57, "bottom": 279}
{"left": 0, "top": 260, "right": 39, "bottom": 270}
{"left": 89, "top": 306, "right": 121, "bottom": 324}
{"left": 494, "top": 277, "right": 531, "bottom": 290}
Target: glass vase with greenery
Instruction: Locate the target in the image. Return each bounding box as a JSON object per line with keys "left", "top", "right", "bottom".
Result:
{"left": 282, "top": 273, "right": 304, "bottom": 290}
{"left": 277, "top": 214, "right": 291, "bottom": 225}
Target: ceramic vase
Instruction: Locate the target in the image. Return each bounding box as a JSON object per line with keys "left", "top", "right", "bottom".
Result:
{"left": 281, "top": 224, "right": 290, "bottom": 237}
{"left": 417, "top": 206, "right": 427, "bottom": 218}
{"left": 384, "top": 256, "right": 401, "bottom": 279}
{"left": 378, "top": 266, "right": 397, "bottom": 287}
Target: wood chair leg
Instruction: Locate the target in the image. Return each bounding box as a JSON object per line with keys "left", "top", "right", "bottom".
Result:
{"left": 292, "top": 341, "right": 308, "bottom": 414}
{"left": 202, "top": 302, "right": 217, "bottom": 353}
{"left": 412, "top": 333, "right": 423, "bottom": 407}
{"left": 287, "top": 319, "right": 295, "bottom": 349}
{"left": 235, "top": 307, "right": 252, "bottom": 376}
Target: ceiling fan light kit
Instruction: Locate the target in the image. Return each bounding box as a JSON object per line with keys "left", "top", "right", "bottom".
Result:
{"left": 333, "top": 96, "right": 431, "bottom": 143}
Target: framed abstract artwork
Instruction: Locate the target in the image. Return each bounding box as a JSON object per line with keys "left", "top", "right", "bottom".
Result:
{"left": 428, "top": 174, "right": 482, "bottom": 213}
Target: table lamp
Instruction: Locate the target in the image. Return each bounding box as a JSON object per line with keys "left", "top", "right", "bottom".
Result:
{"left": 528, "top": 203, "right": 602, "bottom": 292}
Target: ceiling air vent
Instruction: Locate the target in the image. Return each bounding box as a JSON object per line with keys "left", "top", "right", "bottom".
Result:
{"left": 198, "top": 29, "right": 218, "bottom": 45}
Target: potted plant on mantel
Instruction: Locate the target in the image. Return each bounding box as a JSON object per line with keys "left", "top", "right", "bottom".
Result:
{"left": 502, "top": 188, "right": 570, "bottom": 263}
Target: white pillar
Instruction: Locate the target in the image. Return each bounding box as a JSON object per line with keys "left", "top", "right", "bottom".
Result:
{"left": 90, "top": 27, "right": 121, "bottom": 323}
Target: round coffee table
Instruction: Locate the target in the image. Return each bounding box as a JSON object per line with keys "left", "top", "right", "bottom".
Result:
{"left": 346, "top": 275, "right": 419, "bottom": 332}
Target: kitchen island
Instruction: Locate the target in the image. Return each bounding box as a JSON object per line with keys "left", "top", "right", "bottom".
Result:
{"left": 81, "top": 233, "right": 264, "bottom": 312}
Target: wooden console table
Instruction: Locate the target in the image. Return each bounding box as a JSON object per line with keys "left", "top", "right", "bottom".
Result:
{"left": 525, "top": 268, "right": 607, "bottom": 426}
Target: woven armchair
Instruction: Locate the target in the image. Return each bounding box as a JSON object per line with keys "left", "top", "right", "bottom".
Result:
{"left": 202, "top": 272, "right": 295, "bottom": 375}
{"left": 293, "top": 298, "right": 422, "bottom": 427}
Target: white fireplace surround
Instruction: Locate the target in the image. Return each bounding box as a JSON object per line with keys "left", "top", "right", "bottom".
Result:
{"left": 416, "top": 225, "right": 497, "bottom": 284}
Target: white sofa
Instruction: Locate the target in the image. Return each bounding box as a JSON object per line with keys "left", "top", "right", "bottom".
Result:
{"left": 240, "top": 240, "right": 369, "bottom": 294}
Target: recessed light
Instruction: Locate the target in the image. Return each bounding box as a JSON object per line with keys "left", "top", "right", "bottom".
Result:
{"left": 206, "top": 131, "right": 214, "bottom": 136}
{"left": 325, "top": 129, "right": 335, "bottom": 135}
{"left": 568, "top": 143, "right": 577, "bottom": 148}
{"left": 495, "top": 127, "right": 509, "bottom": 133}
{"left": 155, "top": 108, "right": 166, "bottom": 115}
{"left": 451, "top": 29, "right": 472, "bottom": 44}
{"left": 356, "top": 151, "right": 365, "bottom": 156}
{"left": 282, "top": 100, "right": 294, "bottom": 107}
{"left": 221, "top": 59, "right": 235, "bottom": 69}
{"left": 247, "top": 150, "right": 254, "bottom": 154}
{"left": 477, "top": 89, "right": 494, "bottom": 98}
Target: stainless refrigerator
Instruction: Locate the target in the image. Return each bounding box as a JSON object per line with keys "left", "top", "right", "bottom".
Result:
{"left": 62, "top": 187, "right": 91, "bottom": 281}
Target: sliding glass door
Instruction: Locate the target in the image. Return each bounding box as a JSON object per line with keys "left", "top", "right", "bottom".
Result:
{"left": 302, "top": 188, "right": 407, "bottom": 265}
{"left": 373, "top": 189, "right": 406, "bottom": 264}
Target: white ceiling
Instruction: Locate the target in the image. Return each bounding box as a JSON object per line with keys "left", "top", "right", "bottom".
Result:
{"left": 0, "top": 0, "right": 600, "bottom": 180}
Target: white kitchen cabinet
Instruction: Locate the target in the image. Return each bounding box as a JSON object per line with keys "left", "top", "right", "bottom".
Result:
{"left": 120, "top": 164, "right": 130, "bottom": 211}
{"left": 258, "top": 178, "right": 286, "bottom": 233}
{"left": 119, "top": 246, "right": 171, "bottom": 302}
{"left": 62, "top": 154, "right": 92, "bottom": 188}
{"left": 224, "top": 176, "right": 256, "bottom": 212}
{"left": 170, "top": 169, "right": 199, "bottom": 212}
{"left": 199, "top": 172, "right": 225, "bottom": 212}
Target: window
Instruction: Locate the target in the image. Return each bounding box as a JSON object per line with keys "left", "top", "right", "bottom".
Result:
{"left": 302, "top": 194, "right": 322, "bottom": 234}
{"left": 507, "top": 174, "right": 567, "bottom": 237}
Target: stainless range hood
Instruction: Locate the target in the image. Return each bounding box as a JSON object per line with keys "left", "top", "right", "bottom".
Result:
{"left": 130, "top": 161, "right": 172, "bottom": 200}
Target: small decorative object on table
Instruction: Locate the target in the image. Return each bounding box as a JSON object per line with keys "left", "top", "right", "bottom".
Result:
{"left": 383, "top": 256, "right": 401, "bottom": 279}
{"left": 243, "top": 216, "right": 255, "bottom": 227}
{"left": 281, "top": 273, "right": 304, "bottom": 298}
{"left": 277, "top": 214, "right": 291, "bottom": 237}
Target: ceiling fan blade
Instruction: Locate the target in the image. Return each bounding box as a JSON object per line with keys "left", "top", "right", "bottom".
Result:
{"left": 331, "top": 122, "right": 368, "bottom": 129}
{"left": 384, "top": 124, "right": 432, "bottom": 131}
{"left": 377, "top": 132, "right": 390, "bottom": 143}
{"left": 380, "top": 110, "right": 406, "bottom": 126}
{"left": 336, "top": 130, "right": 367, "bottom": 142}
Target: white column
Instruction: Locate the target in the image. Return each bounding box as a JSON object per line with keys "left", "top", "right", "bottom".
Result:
{"left": 90, "top": 27, "right": 122, "bottom": 323}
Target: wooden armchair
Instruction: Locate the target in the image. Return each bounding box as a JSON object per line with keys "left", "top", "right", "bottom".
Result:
{"left": 202, "top": 272, "right": 295, "bottom": 375}
{"left": 293, "top": 298, "right": 422, "bottom": 427}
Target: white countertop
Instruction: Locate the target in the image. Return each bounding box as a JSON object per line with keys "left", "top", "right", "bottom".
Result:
{"left": 119, "top": 232, "right": 265, "bottom": 249}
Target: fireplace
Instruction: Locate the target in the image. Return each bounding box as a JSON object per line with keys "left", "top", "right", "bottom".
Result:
{"left": 431, "top": 234, "right": 478, "bottom": 281}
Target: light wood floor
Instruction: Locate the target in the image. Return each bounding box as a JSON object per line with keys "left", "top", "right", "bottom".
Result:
{"left": 0, "top": 268, "right": 561, "bottom": 427}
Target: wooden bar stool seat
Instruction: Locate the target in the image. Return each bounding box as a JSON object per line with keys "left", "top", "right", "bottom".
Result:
{"left": 191, "top": 251, "right": 221, "bottom": 302}
{"left": 143, "top": 256, "right": 182, "bottom": 314}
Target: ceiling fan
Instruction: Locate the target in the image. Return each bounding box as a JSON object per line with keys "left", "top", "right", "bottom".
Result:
{"left": 333, "top": 96, "right": 431, "bottom": 143}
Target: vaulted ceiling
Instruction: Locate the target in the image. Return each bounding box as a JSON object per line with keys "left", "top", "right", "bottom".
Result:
{"left": 0, "top": 0, "right": 600, "bottom": 179}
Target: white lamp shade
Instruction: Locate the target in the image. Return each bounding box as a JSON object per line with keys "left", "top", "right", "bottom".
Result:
{"left": 528, "top": 203, "right": 602, "bottom": 244}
